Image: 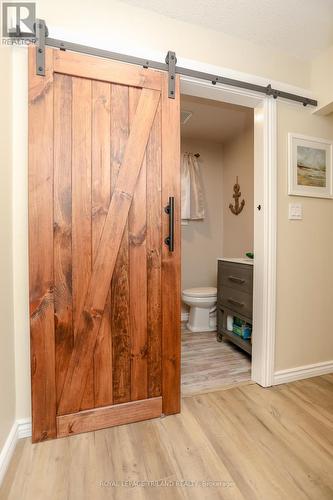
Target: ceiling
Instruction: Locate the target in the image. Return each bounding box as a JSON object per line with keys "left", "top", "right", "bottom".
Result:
{"left": 119, "top": 0, "right": 333, "bottom": 60}
{"left": 180, "top": 95, "right": 253, "bottom": 144}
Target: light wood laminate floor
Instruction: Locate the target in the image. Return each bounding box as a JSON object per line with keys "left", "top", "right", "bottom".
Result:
{"left": 1, "top": 374, "right": 333, "bottom": 500}
{"left": 181, "top": 329, "right": 251, "bottom": 397}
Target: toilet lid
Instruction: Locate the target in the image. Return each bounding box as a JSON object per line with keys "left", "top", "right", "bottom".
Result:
{"left": 183, "top": 287, "right": 217, "bottom": 298}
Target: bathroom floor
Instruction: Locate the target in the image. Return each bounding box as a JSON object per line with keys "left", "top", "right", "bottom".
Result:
{"left": 181, "top": 326, "right": 252, "bottom": 397}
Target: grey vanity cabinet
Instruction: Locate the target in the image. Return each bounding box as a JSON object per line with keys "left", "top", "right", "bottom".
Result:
{"left": 217, "top": 260, "right": 253, "bottom": 355}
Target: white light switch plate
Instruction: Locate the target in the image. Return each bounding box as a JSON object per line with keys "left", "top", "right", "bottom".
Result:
{"left": 289, "top": 203, "right": 303, "bottom": 220}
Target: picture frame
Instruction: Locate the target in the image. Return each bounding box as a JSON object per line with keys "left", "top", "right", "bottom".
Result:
{"left": 288, "top": 133, "right": 333, "bottom": 199}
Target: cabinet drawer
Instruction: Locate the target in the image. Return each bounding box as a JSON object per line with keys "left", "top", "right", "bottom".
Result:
{"left": 219, "top": 286, "right": 253, "bottom": 319}
{"left": 218, "top": 261, "right": 253, "bottom": 294}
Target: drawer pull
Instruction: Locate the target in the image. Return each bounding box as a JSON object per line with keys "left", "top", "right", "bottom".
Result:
{"left": 227, "top": 298, "right": 244, "bottom": 308}
{"left": 228, "top": 275, "right": 245, "bottom": 284}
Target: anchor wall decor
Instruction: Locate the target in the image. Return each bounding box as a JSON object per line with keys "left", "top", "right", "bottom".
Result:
{"left": 229, "top": 176, "right": 245, "bottom": 215}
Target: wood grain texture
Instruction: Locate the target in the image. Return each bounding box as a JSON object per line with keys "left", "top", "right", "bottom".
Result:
{"left": 181, "top": 328, "right": 251, "bottom": 397}
{"left": 71, "top": 77, "right": 94, "bottom": 412}
{"left": 147, "top": 100, "right": 162, "bottom": 398}
{"left": 110, "top": 85, "right": 131, "bottom": 405}
{"left": 28, "top": 47, "right": 57, "bottom": 442}
{"left": 129, "top": 87, "right": 148, "bottom": 401}
{"left": 161, "top": 74, "right": 181, "bottom": 415}
{"left": 3, "top": 376, "right": 333, "bottom": 499}
{"left": 29, "top": 49, "right": 180, "bottom": 439}
{"left": 54, "top": 74, "right": 73, "bottom": 411}
{"left": 58, "top": 88, "right": 160, "bottom": 415}
{"left": 91, "top": 81, "right": 113, "bottom": 407}
{"left": 53, "top": 50, "right": 162, "bottom": 91}
{"left": 56, "top": 397, "right": 162, "bottom": 438}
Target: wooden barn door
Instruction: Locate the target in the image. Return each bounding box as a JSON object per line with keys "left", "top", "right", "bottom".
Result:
{"left": 28, "top": 47, "right": 180, "bottom": 442}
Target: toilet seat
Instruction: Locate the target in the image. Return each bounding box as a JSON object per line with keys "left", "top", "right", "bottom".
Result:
{"left": 182, "top": 287, "right": 217, "bottom": 298}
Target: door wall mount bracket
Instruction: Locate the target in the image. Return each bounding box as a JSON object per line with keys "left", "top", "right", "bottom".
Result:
{"left": 165, "top": 50, "right": 176, "bottom": 99}
{"left": 35, "top": 19, "right": 48, "bottom": 76}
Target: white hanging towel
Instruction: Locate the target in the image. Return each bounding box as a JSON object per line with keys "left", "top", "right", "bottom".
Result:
{"left": 181, "top": 153, "right": 205, "bottom": 220}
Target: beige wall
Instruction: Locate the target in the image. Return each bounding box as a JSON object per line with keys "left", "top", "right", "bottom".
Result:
{"left": 8, "top": 1, "right": 333, "bottom": 421}
{"left": 181, "top": 121, "right": 254, "bottom": 292}
{"left": 276, "top": 102, "right": 333, "bottom": 370}
{"left": 0, "top": 48, "right": 16, "bottom": 451}
{"left": 181, "top": 139, "right": 223, "bottom": 290}
{"left": 37, "top": 0, "right": 310, "bottom": 89}
{"left": 12, "top": 48, "right": 30, "bottom": 421}
{"left": 311, "top": 45, "right": 333, "bottom": 115}
{"left": 222, "top": 119, "right": 254, "bottom": 257}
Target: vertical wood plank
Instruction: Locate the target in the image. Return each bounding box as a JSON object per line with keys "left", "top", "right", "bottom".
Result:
{"left": 111, "top": 85, "right": 131, "bottom": 405}
{"left": 91, "top": 81, "right": 113, "bottom": 407}
{"left": 147, "top": 101, "right": 162, "bottom": 398}
{"left": 129, "top": 88, "right": 148, "bottom": 401}
{"left": 161, "top": 74, "right": 181, "bottom": 414}
{"left": 58, "top": 88, "right": 160, "bottom": 415}
{"left": 71, "top": 76, "right": 94, "bottom": 412}
{"left": 28, "top": 47, "right": 57, "bottom": 441}
{"left": 30, "top": 46, "right": 171, "bottom": 435}
{"left": 54, "top": 74, "right": 73, "bottom": 412}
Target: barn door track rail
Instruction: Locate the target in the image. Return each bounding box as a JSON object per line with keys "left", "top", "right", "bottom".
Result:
{"left": 35, "top": 19, "right": 317, "bottom": 107}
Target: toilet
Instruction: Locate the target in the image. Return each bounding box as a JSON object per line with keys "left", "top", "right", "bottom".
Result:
{"left": 182, "top": 287, "right": 217, "bottom": 332}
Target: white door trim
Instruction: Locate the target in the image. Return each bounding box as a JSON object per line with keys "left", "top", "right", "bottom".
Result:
{"left": 180, "top": 76, "right": 277, "bottom": 387}
{"left": 252, "top": 97, "right": 277, "bottom": 386}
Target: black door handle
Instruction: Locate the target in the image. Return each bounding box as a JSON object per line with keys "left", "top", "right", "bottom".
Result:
{"left": 164, "top": 196, "right": 174, "bottom": 252}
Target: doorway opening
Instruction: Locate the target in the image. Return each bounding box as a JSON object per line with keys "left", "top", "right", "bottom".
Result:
{"left": 179, "top": 73, "right": 277, "bottom": 395}
{"left": 180, "top": 94, "right": 254, "bottom": 396}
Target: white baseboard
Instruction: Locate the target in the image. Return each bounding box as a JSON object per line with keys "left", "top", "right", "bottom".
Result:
{"left": 0, "top": 422, "right": 19, "bottom": 485}
{"left": 0, "top": 419, "right": 32, "bottom": 486}
{"left": 181, "top": 312, "right": 189, "bottom": 322}
{"left": 273, "top": 360, "right": 333, "bottom": 385}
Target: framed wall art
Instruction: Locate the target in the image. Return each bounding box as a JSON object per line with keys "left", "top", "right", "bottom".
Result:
{"left": 288, "top": 133, "right": 333, "bottom": 198}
